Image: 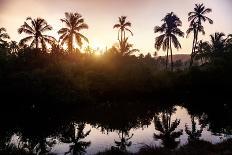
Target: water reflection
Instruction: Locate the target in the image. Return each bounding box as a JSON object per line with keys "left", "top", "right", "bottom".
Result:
{"left": 185, "top": 116, "right": 204, "bottom": 142}
{"left": 59, "top": 122, "right": 91, "bottom": 155}
{"left": 113, "top": 130, "right": 133, "bottom": 151}
{"left": 153, "top": 106, "right": 183, "bottom": 149}
{"left": 0, "top": 98, "right": 232, "bottom": 154}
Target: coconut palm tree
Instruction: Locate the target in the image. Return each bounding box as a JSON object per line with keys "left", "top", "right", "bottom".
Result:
{"left": 0, "top": 27, "right": 10, "bottom": 45}
{"left": 154, "top": 12, "right": 184, "bottom": 71}
{"left": 113, "top": 16, "right": 133, "bottom": 45}
{"left": 188, "top": 3, "right": 213, "bottom": 67}
{"left": 18, "top": 17, "right": 55, "bottom": 50}
{"left": 58, "top": 12, "right": 89, "bottom": 52}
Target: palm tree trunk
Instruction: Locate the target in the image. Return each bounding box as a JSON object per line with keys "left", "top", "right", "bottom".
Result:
{"left": 36, "top": 37, "right": 38, "bottom": 49}
{"left": 170, "top": 38, "right": 173, "bottom": 71}
{"left": 189, "top": 35, "right": 195, "bottom": 68}
{"left": 166, "top": 48, "right": 169, "bottom": 70}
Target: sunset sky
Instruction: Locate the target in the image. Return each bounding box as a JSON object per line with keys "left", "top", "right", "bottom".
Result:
{"left": 0, "top": 0, "right": 231, "bottom": 55}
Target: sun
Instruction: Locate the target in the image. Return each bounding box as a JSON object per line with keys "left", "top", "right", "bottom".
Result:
{"left": 91, "top": 39, "right": 105, "bottom": 55}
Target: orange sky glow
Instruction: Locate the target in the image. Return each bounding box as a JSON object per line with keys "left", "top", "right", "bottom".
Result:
{"left": 0, "top": 0, "right": 231, "bottom": 56}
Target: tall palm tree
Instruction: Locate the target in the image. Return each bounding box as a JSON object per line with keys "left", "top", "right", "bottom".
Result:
{"left": 18, "top": 17, "right": 55, "bottom": 50}
{"left": 188, "top": 3, "right": 213, "bottom": 67}
{"left": 154, "top": 12, "right": 184, "bottom": 71}
{"left": 58, "top": 12, "right": 89, "bottom": 52}
{"left": 113, "top": 16, "right": 133, "bottom": 45}
{"left": 0, "top": 27, "right": 10, "bottom": 45}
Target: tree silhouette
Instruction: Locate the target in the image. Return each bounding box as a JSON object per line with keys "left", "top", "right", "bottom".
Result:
{"left": 58, "top": 12, "right": 89, "bottom": 53}
{"left": 154, "top": 12, "right": 184, "bottom": 71}
{"left": 9, "top": 41, "right": 19, "bottom": 54}
{"left": 18, "top": 17, "right": 55, "bottom": 50}
{"left": 153, "top": 106, "right": 183, "bottom": 149}
{"left": 113, "top": 16, "right": 133, "bottom": 46}
{"left": 0, "top": 27, "right": 10, "bottom": 45}
{"left": 194, "top": 40, "right": 211, "bottom": 64}
{"left": 59, "top": 122, "right": 91, "bottom": 155}
{"left": 188, "top": 3, "right": 213, "bottom": 67}
{"left": 185, "top": 116, "right": 204, "bottom": 142}
{"left": 114, "top": 130, "right": 134, "bottom": 152}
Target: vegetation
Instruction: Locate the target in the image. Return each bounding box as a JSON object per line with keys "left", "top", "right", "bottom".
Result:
{"left": 187, "top": 3, "right": 213, "bottom": 67}
{"left": 0, "top": 2, "right": 232, "bottom": 155}
{"left": 154, "top": 12, "right": 184, "bottom": 71}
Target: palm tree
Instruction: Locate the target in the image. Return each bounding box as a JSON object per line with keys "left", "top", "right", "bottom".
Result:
{"left": 18, "top": 17, "right": 55, "bottom": 50}
{"left": 0, "top": 27, "right": 10, "bottom": 45}
{"left": 188, "top": 3, "right": 213, "bottom": 67}
{"left": 113, "top": 16, "right": 133, "bottom": 45}
{"left": 58, "top": 12, "right": 89, "bottom": 52}
{"left": 154, "top": 12, "right": 184, "bottom": 71}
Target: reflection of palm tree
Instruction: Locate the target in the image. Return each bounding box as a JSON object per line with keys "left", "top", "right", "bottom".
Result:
{"left": 18, "top": 135, "right": 56, "bottom": 155}
{"left": 60, "top": 122, "right": 91, "bottom": 155}
{"left": 185, "top": 116, "right": 204, "bottom": 142}
{"left": 0, "top": 27, "right": 10, "bottom": 45}
{"left": 188, "top": 3, "right": 213, "bottom": 67}
{"left": 153, "top": 107, "right": 183, "bottom": 149}
{"left": 18, "top": 17, "right": 55, "bottom": 50}
{"left": 114, "top": 130, "right": 134, "bottom": 151}
{"left": 154, "top": 12, "right": 184, "bottom": 71}
{"left": 113, "top": 16, "right": 133, "bottom": 45}
{"left": 58, "top": 12, "right": 89, "bottom": 52}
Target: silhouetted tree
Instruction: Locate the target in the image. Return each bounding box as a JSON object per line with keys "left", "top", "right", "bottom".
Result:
{"left": 113, "top": 16, "right": 133, "bottom": 46}
{"left": 18, "top": 17, "right": 55, "bottom": 50}
{"left": 153, "top": 106, "right": 183, "bottom": 149}
{"left": 60, "top": 122, "right": 91, "bottom": 155}
{"left": 58, "top": 12, "right": 89, "bottom": 52}
{"left": 185, "top": 116, "right": 204, "bottom": 142}
{"left": 114, "top": 130, "right": 133, "bottom": 152}
{"left": 9, "top": 41, "right": 19, "bottom": 54}
{"left": 154, "top": 12, "right": 184, "bottom": 71}
{"left": 188, "top": 3, "right": 213, "bottom": 67}
{"left": 0, "top": 27, "right": 10, "bottom": 45}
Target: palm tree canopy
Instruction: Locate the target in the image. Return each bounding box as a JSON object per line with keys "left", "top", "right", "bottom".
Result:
{"left": 154, "top": 12, "right": 184, "bottom": 51}
{"left": 0, "top": 27, "right": 10, "bottom": 44}
{"left": 18, "top": 17, "right": 55, "bottom": 49}
{"left": 188, "top": 3, "right": 213, "bottom": 25}
{"left": 58, "top": 12, "right": 89, "bottom": 50}
{"left": 113, "top": 16, "right": 133, "bottom": 41}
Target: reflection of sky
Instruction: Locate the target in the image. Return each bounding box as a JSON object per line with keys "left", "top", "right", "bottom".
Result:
{"left": 50, "top": 106, "right": 231, "bottom": 154}
{"left": 0, "top": 0, "right": 232, "bottom": 55}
